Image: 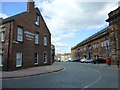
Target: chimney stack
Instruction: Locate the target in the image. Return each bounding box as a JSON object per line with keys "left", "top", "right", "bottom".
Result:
{"left": 27, "top": 0, "right": 35, "bottom": 12}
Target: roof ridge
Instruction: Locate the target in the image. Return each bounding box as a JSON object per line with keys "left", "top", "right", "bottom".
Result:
{"left": 0, "top": 11, "right": 27, "bottom": 24}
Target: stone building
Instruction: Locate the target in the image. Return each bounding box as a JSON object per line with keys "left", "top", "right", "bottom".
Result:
{"left": 56, "top": 53, "right": 71, "bottom": 61}
{"left": 71, "top": 6, "right": 120, "bottom": 64}
{"left": 106, "top": 6, "right": 120, "bottom": 64}
{"left": 0, "top": 0, "right": 52, "bottom": 71}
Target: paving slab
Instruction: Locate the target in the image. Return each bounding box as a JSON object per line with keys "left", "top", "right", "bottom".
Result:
{"left": 0, "top": 62, "right": 64, "bottom": 79}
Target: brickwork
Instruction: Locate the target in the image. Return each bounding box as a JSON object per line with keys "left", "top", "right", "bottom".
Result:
{"left": 0, "top": 0, "right": 51, "bottom": 71}
{"left": 106, "top": 6, "right": 120, "bottom": 64}
{"left": 71, "top": 28, "right": 110, "bottom": 60}
{"left": 71, "top": 6, "right": 120, "bottom": 65}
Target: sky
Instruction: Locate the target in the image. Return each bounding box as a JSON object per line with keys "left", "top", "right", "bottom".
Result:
{"left": 0, "top": 0, "right": 119, "bottom": 54}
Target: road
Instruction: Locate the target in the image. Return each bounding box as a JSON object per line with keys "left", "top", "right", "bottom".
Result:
{"left": 2, "top": 62, "right": 119, "bottom": 89}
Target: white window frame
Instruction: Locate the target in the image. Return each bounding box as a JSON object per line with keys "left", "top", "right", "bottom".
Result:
{"left": 44, "top": 36, "right": 47, "bottom": 46}
{"left": 0, "top": 49, "right": 4, "bottom": 66}
{"left": 17, "top": 27, "right": 23, "bottom": 42}
{"left": 35, "top": 14, "right": 39, "bottom": 26}
{"left": 35, "top": 33, "right": 39, "bottom": 44}
{"left": 34, "top": 52, "right": 38, "bottom": 65}
{"left": 1, "top": 32, "right": 5, "bottom": 42}
{"left": 44, "top": 53, "right": 47, "bottom": 64}
{"left": 16, "top": 52, "right": 22, "bottom": 67}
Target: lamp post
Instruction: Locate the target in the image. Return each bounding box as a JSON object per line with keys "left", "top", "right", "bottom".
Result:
{"left": 105, "top": 37, "right": 111, "bottom": 66}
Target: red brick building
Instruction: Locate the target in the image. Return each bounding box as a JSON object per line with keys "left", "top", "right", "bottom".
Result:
{"left": 71, "top": 28, "right": 110, "bottom": 60}
{"left": 0, "top": 0, "right": 52, "bottom": 71}
{"left": 71, "top": 6, "right": 120, "bottom": 64}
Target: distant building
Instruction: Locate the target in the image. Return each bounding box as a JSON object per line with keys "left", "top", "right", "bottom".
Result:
{"left": 56, "top": 53, "right": 71, "bottom": 61}
{"left": 0, "top": 0, "right": 51, "bottom": 71}
{"left": 71, "top": 6, "right": 120, "bottom": 64}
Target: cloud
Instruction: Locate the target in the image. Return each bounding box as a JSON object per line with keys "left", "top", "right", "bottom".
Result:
{"left": 36, "top": 0, "right": 118, "bottom": 53}
{"left": 0, "top": 13, "right": 8, "bottom": 19}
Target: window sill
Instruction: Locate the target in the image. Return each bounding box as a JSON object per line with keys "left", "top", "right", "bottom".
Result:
{"left": 35, "top": 44, "right": 39, "bottom": 45}
{"left": 17, "top": 40, "right": 24, "bottom": 43}
{"left": 35, "top": 63, "right": 38, "bottom": 65}
{"left": 16, "top": 65, "right": 22, "bottom": 67}
{"left": 35, "top": 23, "right": 40, "bottom": 27}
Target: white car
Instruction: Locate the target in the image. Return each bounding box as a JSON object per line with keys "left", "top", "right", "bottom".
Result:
{"left": 80, "top": 58, "right": 87, "bottom": 63}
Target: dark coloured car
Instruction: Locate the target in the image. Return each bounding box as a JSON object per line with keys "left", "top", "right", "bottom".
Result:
{"left": 92, "top": 58, "right": 106, "bottom": 64}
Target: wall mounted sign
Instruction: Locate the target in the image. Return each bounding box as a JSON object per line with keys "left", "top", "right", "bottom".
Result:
{"left": 24, "top": 31, "right": 34, "bottom": 41}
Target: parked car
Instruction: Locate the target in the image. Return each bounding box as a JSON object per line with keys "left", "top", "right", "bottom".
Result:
{"left": 84, "top": 59, "right": 93, "bottom": 63}
{"left": 68, "top": 58, "right": 81, "bottom": 62}
{"left": 73, "top": 58, "right": 81, "bottom": 62}
{"left": 68, "top": 59, "right": 75, "bottom": 62}
{"left": 56, "top": 59, "right": 61, "bottom": 62}
{"left": 92, "top": 58, "right": 106, "bottom": 64}
{"left": 80, "top": 58, "right": 87, "bottom": 63}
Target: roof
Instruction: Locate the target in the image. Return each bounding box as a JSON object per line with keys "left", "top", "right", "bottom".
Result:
{"left": 106, "top": 6, "right": 120, "bottom": 22}
{"left": 0, "top": 11, "right": 27, "bottom": 24}
{"left": 71, "top": 27, "right": 109, "bottom": 50}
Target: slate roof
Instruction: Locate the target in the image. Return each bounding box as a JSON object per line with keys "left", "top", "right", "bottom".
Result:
{"left": 71, "top": 27, "right": 109, "bottom": 50}
{"left": 0, "top": 11, "right": 27, "bottom": 24}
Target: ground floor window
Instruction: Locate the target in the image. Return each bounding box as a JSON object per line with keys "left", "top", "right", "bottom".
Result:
{"left": 0, "top": 49, "right": 4, "bottom": 66}
{"left": 34, "top": 52, "right": 38, "bottom": 65}
{"left": 16, "top": 52, "right": 22, "bottom": 67}
{"left": 44, "top": 53, "right": 47, "bottom": 64}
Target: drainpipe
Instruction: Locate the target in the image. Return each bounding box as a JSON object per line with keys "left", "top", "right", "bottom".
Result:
{"left": 7, "top": 21, "right": 12, "bottom": 71}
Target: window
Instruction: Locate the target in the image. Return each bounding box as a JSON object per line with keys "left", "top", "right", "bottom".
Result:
{"left": 101, "top": 41, "right": 104, "bottom": 47}
{"left": 44, "top": 53, "right": 47, "bottom": 63}
{"left": 17, "top": 27, "right": 23, "bottom": 42}
{"left": 1, "top": 32, "right": 5, "bottom": 42}
{"left": 35, "top": 33, "right": 39, "bottom": 44}
{"left": 16, "top": 52, "right": 22, "bottom": 67}
{"left": 34, "top": 52, "right": 38, "bottom": 65}
{"left": 106, "top": 39, "right": 110, "bottom": 46}
{"left": 44, "top": 36, "right": 47, "bottom": 46}
{"left": 35, "top": 14, "right": 39, "bottom": 26}
{"left": 0, "top": 49, "right": 4, "bottom": 66}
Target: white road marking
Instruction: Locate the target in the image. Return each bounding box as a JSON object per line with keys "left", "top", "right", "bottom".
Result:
{"left": 81, "top": 67, "right": 102, "bottom": 90}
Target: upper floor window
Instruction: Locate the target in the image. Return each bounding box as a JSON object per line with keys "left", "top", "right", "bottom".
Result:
{"left": 35, "top": 33, "right": 39, "bottom": 44}
{"left": 101, "top": 41, "right": 104, "bottom": 47}
{"left": 106, "top": 39, "right": 110, "bottom": 46}
{"left": 35, "top": 14, "right": 39, "bottom": 26}
{"left": 17, "top": 27, "right": 23, "bottom": 42}
{"left": 1, "top": 32, "right": 5, "bottom": 42}
{"left": 44, "top": 36, "right": 47, "bottom": 46}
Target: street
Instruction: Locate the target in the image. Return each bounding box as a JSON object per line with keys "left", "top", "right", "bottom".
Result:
{"left": 2, "top": 62, "right": 119, "bottom": 89}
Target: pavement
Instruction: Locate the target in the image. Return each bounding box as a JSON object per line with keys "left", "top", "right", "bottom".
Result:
{"left": 0, "top": 62, "right": 64, "bottom": 79}
{"left": 90, "top": 63, "right": 120, "bottom": 69}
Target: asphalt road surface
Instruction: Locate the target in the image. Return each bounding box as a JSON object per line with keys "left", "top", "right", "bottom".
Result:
{"left": 2, "top": 62, "right": 119, "bottom": 89}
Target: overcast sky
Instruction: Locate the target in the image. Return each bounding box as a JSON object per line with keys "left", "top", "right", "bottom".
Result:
{"left": 0, "top": 0, "right": 119, "bottom": 54}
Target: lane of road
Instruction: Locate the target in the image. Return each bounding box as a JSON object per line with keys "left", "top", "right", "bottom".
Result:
{"left": 2, "top": 62, "right": 119, "bottom": 88}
